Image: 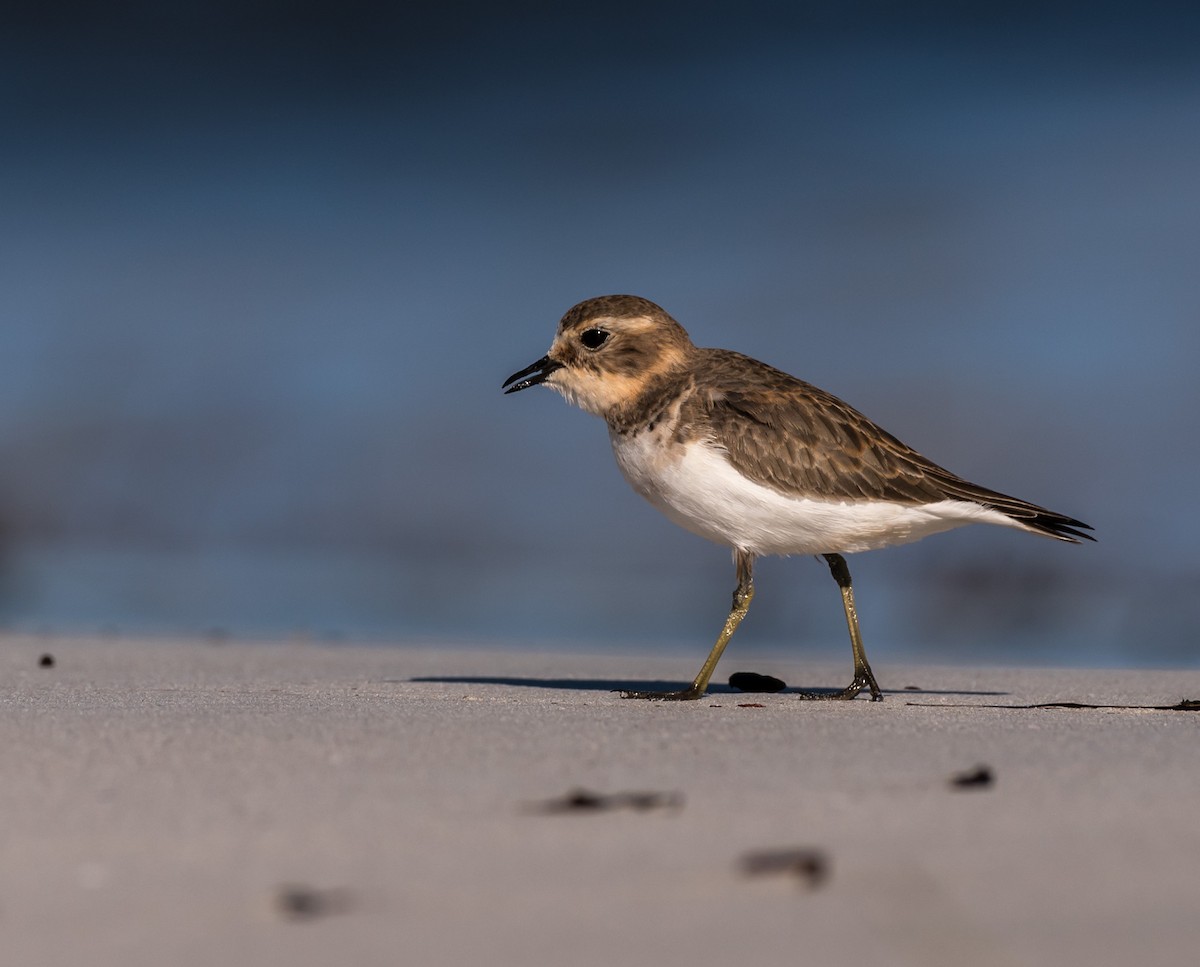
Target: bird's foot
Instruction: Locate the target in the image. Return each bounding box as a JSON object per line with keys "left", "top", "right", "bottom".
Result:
{"left": 796, "top": 670, "right": 883, "bottom": 702}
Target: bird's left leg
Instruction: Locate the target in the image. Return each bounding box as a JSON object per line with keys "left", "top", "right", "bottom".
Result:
{"left": 623, "top": 549, "right": 755, "bottom": 701}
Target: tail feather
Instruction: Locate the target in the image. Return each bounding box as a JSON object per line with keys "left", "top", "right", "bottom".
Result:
{"left": 1005, "top": 508, "right": 1095, "bottom": 543}
{"left": 934, "top": 476, "right": 1095, "bottom": 543}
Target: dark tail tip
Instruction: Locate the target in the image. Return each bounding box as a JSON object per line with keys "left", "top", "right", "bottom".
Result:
{"left": 1023, "top": 512, "right": 1095, "bottom": 543}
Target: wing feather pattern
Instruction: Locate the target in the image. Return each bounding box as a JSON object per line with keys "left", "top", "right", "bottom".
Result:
{"left": 685, "top": 350, "right": 1093, "bottom": 543}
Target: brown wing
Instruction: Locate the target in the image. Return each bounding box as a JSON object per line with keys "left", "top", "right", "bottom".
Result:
{"left": 687, "top": 350, "right": 1093, "bottom": 542}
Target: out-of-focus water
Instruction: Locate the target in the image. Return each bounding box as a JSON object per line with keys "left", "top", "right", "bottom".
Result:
{"left": 1, "top": 4, "right": 1197, "bottom": 666}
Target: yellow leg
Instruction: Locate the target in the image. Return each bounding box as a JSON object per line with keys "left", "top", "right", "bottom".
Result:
{"left": 623, "top": 550, "right": 755, "bottom": 701}
{"left": 798, "top": 553, "right": 883, "bottom": 701}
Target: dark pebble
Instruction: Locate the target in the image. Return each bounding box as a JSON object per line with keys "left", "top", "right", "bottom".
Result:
{"left": 741, "top": 848, "right": 830, "bottom": 889}
{"left": 275, "top": 885, "right": 352, "bottom": 921}
{"left": 950, "top": 765, "right": 995, "bottom": 789}
{"left": 38, "top": 653, "right": 56, "bottom": 668}
{"left": 729, "top": 671, "right": 786, "bottom": 693}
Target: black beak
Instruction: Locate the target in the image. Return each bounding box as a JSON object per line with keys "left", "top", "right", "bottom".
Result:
{"left": 502, "top": 356, "right": 563, "bottom": 394}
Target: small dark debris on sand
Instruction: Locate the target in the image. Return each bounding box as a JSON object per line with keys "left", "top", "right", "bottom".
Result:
{"left": 912, "top": 699, "right": 1200, "bottom": 712}
{"left": 729, "top": 672, "right": 786, "bottom": 693}
{"left": 528, "top": 788, "right": 683, "bottom": 814}
{"left": 950, "top": 765, "right": 995, "bottom": 789}
{"left": 275, "top": 884, "right": 354, "bottom": 921}
{"left": 741, "top": 848, "right": 830, "bottom": 889}
{"left": 737, "top": 702, "right": 766, "bottom": 708}
{"left": 903, "top": 684, "right": 922, "bottom": 691}
{"left": 1015, "top": 699, "right": 1200, "bottom": 711}
{"left": 38, "top": 653, "right": 55, "bottom": 668}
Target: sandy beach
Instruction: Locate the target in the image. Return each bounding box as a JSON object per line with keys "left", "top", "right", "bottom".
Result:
{"left": 2, "top": 636, "right": 1197, "bottom": 966}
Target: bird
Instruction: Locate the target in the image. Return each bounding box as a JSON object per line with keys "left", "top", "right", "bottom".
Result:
{"left": 502, "top": 294, "right": 1093, "bottom": 701}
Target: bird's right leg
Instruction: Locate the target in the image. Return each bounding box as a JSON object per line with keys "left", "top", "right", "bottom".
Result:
{"left": 797, "top": 553, "right": 883, "bottom": 701}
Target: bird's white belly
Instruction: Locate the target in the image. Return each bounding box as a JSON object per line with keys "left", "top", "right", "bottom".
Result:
{"left": 610, "top": 430, "right": 1013, "bottom": 556}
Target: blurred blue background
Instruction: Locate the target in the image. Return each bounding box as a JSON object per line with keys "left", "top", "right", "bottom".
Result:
{"left": 2, "top": 1, "right": 1197, "bottom": 666}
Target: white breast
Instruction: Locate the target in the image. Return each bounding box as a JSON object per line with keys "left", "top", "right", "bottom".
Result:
{"left": 609, "top": 430, "right": 1019, "bottom": 556}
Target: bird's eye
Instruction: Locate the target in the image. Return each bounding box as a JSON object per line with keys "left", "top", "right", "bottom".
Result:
{"left": 580, "top": 328, "right": 609, "bottom": 350}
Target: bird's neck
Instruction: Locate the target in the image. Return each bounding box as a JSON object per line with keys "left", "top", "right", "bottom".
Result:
{"left": 605, "top": 368, "right": 695, "bottom": 437}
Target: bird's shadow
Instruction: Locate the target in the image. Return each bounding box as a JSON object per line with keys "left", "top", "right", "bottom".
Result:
{"left": 406, "top": 675, "right": 1008, "bottom": 698}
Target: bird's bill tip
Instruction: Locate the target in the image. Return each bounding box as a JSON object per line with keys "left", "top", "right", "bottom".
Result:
{"left": 502, "top": 356, "right": 562, "bottom": 393}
